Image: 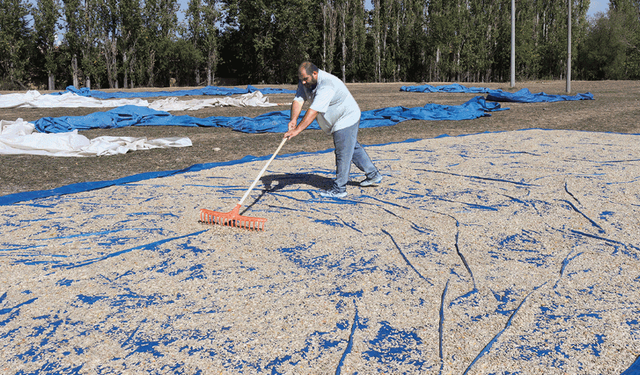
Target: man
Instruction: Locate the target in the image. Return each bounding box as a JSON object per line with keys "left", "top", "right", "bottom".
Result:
{"left": 284, "top": 61, "right": 382, "bottom": 198}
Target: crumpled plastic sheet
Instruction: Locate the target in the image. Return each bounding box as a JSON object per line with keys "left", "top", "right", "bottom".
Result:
{"left": 0, "top": 91, "right": 280, "bottom": 110}
{"left": 0, "top": 119, "right": 191, "bottom": 157}
{"left": 400, "top": 84, "right": 595, "bottom": 103}
{"left": 0, "top": 130, "right": 638, "bottom": 374}
{"left": 33, "top": 96, "right": 505, "bottom": 134}
{"left": 53, "top": 85, "right": 295, "bottom": 99}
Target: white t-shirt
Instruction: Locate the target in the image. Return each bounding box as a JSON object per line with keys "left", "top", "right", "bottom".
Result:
{"left": 294, "top": 69, "right": 361, "bottom": 134}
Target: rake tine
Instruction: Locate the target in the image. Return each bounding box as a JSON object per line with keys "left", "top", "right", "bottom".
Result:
{"left": 199, "top": 137, "right": 286, "bottom": 231}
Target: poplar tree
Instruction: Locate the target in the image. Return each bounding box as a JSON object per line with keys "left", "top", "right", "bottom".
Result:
{"left": 610, "top": 0, "right": 640, "bottom": 77}
{"left": 119, "top": 0, "right": 142, "bottom": 88}
{"left": 223, "top": 0, "right": 319, "bottom": 83}
{"left": 184, "top": 0, "right": 206, "bottom": 85}
{"left": 338, "top": 0, "right": 348, "bottom": 81}
{"left": 141, "top": 0, "right": 179, "bottom": 86}
{"left": 347, "top": 0, "right": 367, "bottom": 81}
{"left": 0, "top": 0, "right": 32, "bottom": 89}
{"left": 64, "top": 0, "right": 101, "bottom": 88}
{"left": 202, "top": 0, "right": 220, "bottom": 85}
{"left": 321, "top": 0, "right": 337, "bottom": 74}
{"left": 63, "top": 0, "right": 82, "bottom": 87}
{"left": 33, "top": 0, "right": 61, "bottom": 90}
{"left": 96, "top": 0, "right": 120, "bottom": 88}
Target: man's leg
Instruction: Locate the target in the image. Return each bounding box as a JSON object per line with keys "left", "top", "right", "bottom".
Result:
{"left": 331, "top": 123, "right": 359, "bottom": 193}
{"left": 352, "top": 141, "right": 379, "bottom": 179}
{"left": 348, "top": 123, "right": 381, "bottom": 183}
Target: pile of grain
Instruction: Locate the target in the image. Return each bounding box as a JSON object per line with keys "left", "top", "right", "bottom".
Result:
{"left": 1, "top": 129, "right": 638, "bottom": 374}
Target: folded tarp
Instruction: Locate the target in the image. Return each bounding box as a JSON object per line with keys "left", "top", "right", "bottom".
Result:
{"left": 400, "top": 84, "right": 595, "bottom": 103}
{"left": 485, "top": 88, "right": 595, "bottom": 103}
{"left": 53, "top": 85, "right": 295, "bottom": 99}
{"left": 34, "top": 96, "right": 505, "bottom": 134}
{"left": 400, "top": 83, "right": 492, "bottom": 93}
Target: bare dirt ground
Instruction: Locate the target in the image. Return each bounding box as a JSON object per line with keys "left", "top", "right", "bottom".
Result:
{"left": 1, "top": 80, "right": 639, "bottom": 197}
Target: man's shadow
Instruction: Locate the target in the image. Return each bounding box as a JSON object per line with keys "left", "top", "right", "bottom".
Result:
{"left": 240, "top": 172, "right": 360, "bottom": 213}
{"left": 260, "top": 173, "right": 361, "bottom": 193}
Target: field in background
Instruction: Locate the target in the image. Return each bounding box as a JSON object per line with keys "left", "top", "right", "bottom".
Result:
{"left": 1, "top": 80, "right": 639, "bottom": 197}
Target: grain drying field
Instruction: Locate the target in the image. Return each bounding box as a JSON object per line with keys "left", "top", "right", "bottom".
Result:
{"left": 1, "top": 81, "right": 639, "bottom": 374}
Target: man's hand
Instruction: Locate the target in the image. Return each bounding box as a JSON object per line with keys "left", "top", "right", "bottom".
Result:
{"left": 284, "top": 122, "right": 300, "bottom": 139}
{"left": 287, "top": 119, "right": 297, "bottom": 131}
{"left": 285, "top": 100, "right": 303, "bottom": 139}
{"left": 285, "top": 108, "right": 318, "bottom": 139}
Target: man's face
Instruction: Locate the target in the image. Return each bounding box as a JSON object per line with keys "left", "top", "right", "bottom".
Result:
{"left": 299, "top": 69, "right": 318, "bottom": 89}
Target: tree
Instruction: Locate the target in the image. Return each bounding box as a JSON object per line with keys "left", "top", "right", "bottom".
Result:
{"left": 203, "top": 0, "right": 221, "bottom": 85}
{"left": 96, "top": 0, "right": 120, "bottom": 88}
{"left": 63, "top": 0, "right": 102, "bottom": 88}
{"left": 33, "top": 0, "right": 61, "bottom": 90}
{"left": 184, "top": 0, "right": 206, "bottom": 85}
{"left": 119, "top": 0, "right": 142, "bottom": 88}
{"left": 577, "top": 12, "right": 622, "bottom": 79}
{"left": 425, "top": 0, "right": 456, "bottom": 81}
{"left": 321, "top": 0, "right": 337, "bottom": 73}
{"left": 222, "top": 0, "right": 320, "bottom": 83}
{"left": 141, "top": 0, "right": 179, "bottom": 86}
{"left": 338, "top": 0, "right": 348, "bottom": 81}
{"left": 63, "top": 0, "right": 82, "bottom": 87}
{"left": 347, "top": 0, "right": 367, "bottom": 81}
{"left": 0, "top": 0, "right": 32, "bottom": 89}
{"left": 609, "top": 0, "right": 640, "bottom": 78}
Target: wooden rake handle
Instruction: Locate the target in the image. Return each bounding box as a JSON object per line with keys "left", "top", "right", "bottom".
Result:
{"left": 237, "top": 137, "right": 288, "bottom": 206}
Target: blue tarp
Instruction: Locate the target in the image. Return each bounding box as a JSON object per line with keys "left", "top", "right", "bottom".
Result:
{"left": 52, "top": 85, "right": 295, "bottom": 99}
{"left": 0, "top": 154, "right": 273, "bottom": 206}
{"left": 400, "top": 84, "right": 595, "bottom": 103}
{"left": 34, "top": 96, "right": 505, "bottom": 134}
{"left": 486, "top": 88, "right": 595, "bottom": 103}
{"left": 400, "top": 83, "right": 492, "bottom": 93}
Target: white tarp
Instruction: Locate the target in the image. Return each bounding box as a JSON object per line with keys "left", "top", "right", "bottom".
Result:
{"left": 148, "top": 92, "right": 281, "bottom": 111}
{"left": 0, "top": 119, "right": 192, "bottom": 157}
{"left": 0, "top": 91, "right": 281, "bottom": 110}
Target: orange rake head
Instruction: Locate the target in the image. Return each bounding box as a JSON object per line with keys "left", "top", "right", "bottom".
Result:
{"left": 200, "top": 204, "right": 267, "bottom": 231}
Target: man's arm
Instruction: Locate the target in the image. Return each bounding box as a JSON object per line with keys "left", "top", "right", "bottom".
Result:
{"left": 284, "top": 100, "right": 318, "bottom": 139}
{"left": 288, "top": 99, "right": 303, "bottom": 129}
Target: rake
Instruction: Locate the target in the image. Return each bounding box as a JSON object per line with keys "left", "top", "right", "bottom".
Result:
{"left": 200, "top": 137, "right": 288, "bottom": 231}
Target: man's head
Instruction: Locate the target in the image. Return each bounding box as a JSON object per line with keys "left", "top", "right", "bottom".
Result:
{"left": 298, "top": 61, "right": 319, "bottom": 89}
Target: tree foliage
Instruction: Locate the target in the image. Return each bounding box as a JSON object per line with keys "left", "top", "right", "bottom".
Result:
{"left": 0, "top": 0, "right": 32, "bottom": 88}
{"left": 0, "top": 0, "right": 637, "bottom": 89}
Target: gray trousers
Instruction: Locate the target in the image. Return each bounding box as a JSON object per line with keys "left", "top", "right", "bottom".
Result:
{"left": 331, "top": 121, "right": 379, "bottom": 192}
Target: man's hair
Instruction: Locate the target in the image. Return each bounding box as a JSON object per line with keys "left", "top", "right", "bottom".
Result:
{"left": 299, "top": 61, "right": 318, "bottom": 76}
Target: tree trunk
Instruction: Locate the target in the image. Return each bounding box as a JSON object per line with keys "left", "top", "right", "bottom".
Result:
{"left": 374, "top": 0, "right": 381, "bottom": 82}
{"left": 341, "top": 0, "right": 348, "bottom": 82}
{"left": 147, "top": 50, "right": 155, "bottom": 87}
{"left": 321, "top": 0, "right": 337, "bottom": 73}
{"left": 72, "top": 55, "right": 79, "bottom": 88}
{"left": 48, "top": 73, "right": 55, "bottom": 90}
{"left": 322, "top": 3, "right": 327, "bottom": 70}
{"left": 103, "top": 38, "right": 118, "bottom": 88}
{"left": 123, "top": 52, "right": 129, "bottom": 89}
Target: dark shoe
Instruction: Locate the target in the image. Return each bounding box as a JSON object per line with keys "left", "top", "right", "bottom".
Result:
{"left": 319, "top": 189, "right": 347, "bottom": 198}
{"left": 360, "top": 175, "right": 382, "bottom": 187}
